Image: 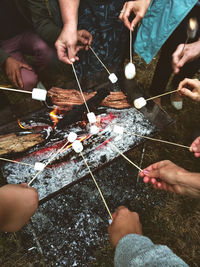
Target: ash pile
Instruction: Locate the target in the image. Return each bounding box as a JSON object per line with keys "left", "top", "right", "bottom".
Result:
{"left": 0, "top": 78, "right": 173, "bottom": 266}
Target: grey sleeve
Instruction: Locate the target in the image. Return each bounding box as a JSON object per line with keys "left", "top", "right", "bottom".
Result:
{"left": 114, "top": 234, "right": 188, "bottom": 267}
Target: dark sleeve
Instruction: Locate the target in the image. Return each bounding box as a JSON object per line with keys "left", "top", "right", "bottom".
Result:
{"left": 114, "top": 234, "right": 189, "bottom": 267}
{"left": 0, "top": 48, "right": 9, "bottom": 66}
{"left": 27, "top": 0, "right": 61, "bottom": 46}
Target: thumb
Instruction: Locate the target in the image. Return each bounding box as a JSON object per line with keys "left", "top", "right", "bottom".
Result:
{"left": 131, "top": 14, "right": 141, "bottom": 29}
{"left": 20, "top": 63, "right": 32, "bottom": 71}
{"left": 67, "top": 46, "right": 77, "bottom": 62}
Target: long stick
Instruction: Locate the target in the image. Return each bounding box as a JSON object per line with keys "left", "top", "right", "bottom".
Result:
{"left": 146, "top": 89, "right": 179, "bottom": 101}
{"left": 0, "top": 86, "right": 32, "bottom": 95}
{"left": 80, "top": 152, "right": 113, "bottom": 220}
{"left": 72, "top": 63, "right": 90, "bottom": 113}
{"left": 28, "top": 140, "right": 69, "bottom": 186}
{"left": 0, "top": 157, "right": 34, "bottom": 167}
{"left": 130, "top": 29, "right": 133, "bottom": 63}
{"left": 125, "top": 130, "right": 190, "bottom": 150}
{"left": 89, "top": 47, "right": 111, "bottom": 75}
{"left": 108, "top": 141, "right": 142, "bottom": 171}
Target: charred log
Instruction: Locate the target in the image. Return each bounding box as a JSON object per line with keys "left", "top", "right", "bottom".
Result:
{"left": 0, "top": 133, "right": 44, "bottom": 156}
{"left": 56, "top": 87, "right": 110, "bottom": 129}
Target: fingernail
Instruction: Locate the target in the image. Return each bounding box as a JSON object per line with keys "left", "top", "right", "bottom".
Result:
{"left": 70, "top": 58, "right": 75, "bottom": 62}
{"left": 189, "top": 146, "right": 193, "bottom": 152}
{"left": 144, "top": 170, "right": 149, "bottom": 175}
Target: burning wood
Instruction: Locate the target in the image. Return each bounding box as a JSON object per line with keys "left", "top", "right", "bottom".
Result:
{"left": 0, "top": 133, "right": 44, "bottom": 156}
{"left": 48, "top": 87, "right": 130, "bottom": 110}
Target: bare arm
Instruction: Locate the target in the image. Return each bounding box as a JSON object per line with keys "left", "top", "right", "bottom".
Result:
{"left": 58, "top": 0, "right": 79, "bottom": 28}
{"left": 140, "top": 160, "right": 200, "bottom": 198}
{"left": 56, "top": 0, "right": 80, "bottom": 64}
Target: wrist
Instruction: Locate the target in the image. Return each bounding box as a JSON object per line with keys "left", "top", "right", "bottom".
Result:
{"left": 176, "top": 168, "right": 190, "bottom": 185}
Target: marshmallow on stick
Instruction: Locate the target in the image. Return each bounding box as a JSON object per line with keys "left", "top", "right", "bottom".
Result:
{"left": 124, "top": 62, "right": 136, "bottom": 80}
{"left": 187, "top": 17, "right": 198, "bottom": 39}
{"left": 0, "top": 86, "right": 47, "bottom": 101}
{"left": 134, "top": 89, "right": 180, "bottom": 109}
{"left": 72, "top": 140, "right": 83, "bottom": 153}
{"left": 89, "top": 47, "right": 118, "bottom": 83}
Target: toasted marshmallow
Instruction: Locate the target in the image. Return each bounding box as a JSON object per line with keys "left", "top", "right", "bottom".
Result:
{"left": 87, "top": 112, "right": 96, "bottom": 124}
{"left": 32, "top": 88, "right": 47, "bottom": 101}
{"left": 72, "top": 140, "right": 83, "bottom": 153}
{"left": 113, "top": 125, "right": 124, "bottom": 135}
{"left": 108, "top": 73, "right": 118, "bottom": 83}
{"left": 134, "top": 97, "right": 147, "bottom": 109}
{"left": 34, "top": 162, "right": 45, "bottom": 171}
{"left": 90, "top": 125, "right": 100, "bottom": 135}
{"left": 125, "top": 62, "right": 136, "bottom": 79}
{"left": 68, "top": 132, "right": 77, "bottom": 143}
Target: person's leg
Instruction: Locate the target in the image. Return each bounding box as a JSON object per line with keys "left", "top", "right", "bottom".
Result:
{"left": 0, "top": 35, "right": 38, "bottom": 91}
{"left": 20, "top": 31, "right": 55, "bottom": 73}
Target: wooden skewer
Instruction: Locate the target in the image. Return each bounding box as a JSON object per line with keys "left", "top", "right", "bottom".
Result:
{"left": 130, "top": 29, "right": 133, "bottom": 63}
{"left": 107, "top": 140, "right": 142, "bottom": 171}
{"left": 146, "top": 89, "right": 179, "bottom": 101}
{"left": 125, "top": 130, "right": 190, "bottom": 150}
{"left": 0, "top": 86, "right": 32, "bottom": 95}
{"left": 80, "top": 152, "right": 113, "bottom": 220}
{"left": 98, "top": 131, "right": 142, "bottom": 171}
{"left": 72, "top": 63, "right": 90, "bottom": 113}
{"left": 89, "top": 47, "right": 111, "bottom": 75}
{"left": 0, "top": 157, "right": 34, "bottom": 167}
{"left": 28, "top": 141, "right": 70, "bottom": 186}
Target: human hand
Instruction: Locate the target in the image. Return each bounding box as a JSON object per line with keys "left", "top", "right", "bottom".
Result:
{"left": 140, "top": 160, "right": 191, "bottom": 194}
{"left": 108, "top": 206, "right": 142, "bottom": 248}
{"left": 172, "top": 41, "right": 200, "bottom": 74}
{"left": 177, "top": 78, "right": 200, "bottom": 102}
{"left": 77, "top": 30, "right": 92, "bottom": 51}
{"left": 119, "top": 0, "right": 151, "bottom": 31}
{"left": 190, "top": 136, "right": 200, "bottom": 158}
{"left": 55, "top": 26, "right": 92, "bottom": 64}
{"left": 5, "top": 57, "right": 32, "bottom": 88}
{"left": 0, "top": 183, "right": 38, "bottom": 232}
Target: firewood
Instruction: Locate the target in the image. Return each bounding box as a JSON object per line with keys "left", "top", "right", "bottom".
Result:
{"left": 0, "top": 133, "right": 44, "bottom": 156}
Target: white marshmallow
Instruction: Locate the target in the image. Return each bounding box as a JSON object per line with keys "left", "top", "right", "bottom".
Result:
{"left": 134, "top": 97, "right": 147, "bottom": 109}
{"left": 124, "top": 62, "right": 136, "bottom": 79}
{"left": 72, "top": 140, "right": 83, "bottom": 153}
{"left": 34, "top": 162, "right": 45, "bottom": 171}
{"left": 113, "top": 125, "right": 124, "bottom": 135}
{"left": 89, "top": 125, "right": 99, "bottom": 135}
{"left": 187, "top": 18, "right": 198, "bottom": 39}
{"left": 68, "top": 132, "right": 77, "bottom": 143}
{"left": 108, "top": 219, "right": 112, "bottom": 225}
{"left": 108, "top": 73, "right": 118, "bottom": 83}
{"left": 87, "top": 112, "right": 96, "bottom": 124}
{"left": 32, "top": 88, "right": 47, "bottom": 101}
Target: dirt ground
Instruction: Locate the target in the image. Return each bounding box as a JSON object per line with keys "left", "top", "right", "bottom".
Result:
{"left": 0, "top": 53, "right": 200, "bottom": 266}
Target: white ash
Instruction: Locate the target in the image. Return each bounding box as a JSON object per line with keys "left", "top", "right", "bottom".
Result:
{"left": 2, "top": 107, "right": 156, "bottom": 200}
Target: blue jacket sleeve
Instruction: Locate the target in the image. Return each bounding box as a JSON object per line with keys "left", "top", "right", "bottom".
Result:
{"left": 114, "top": 234, "right": 188, "bottom": 267}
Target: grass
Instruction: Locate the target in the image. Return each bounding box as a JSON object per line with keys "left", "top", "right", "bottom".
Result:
{"left": 0, "top": 54, "right": 200, "bottom": 266}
